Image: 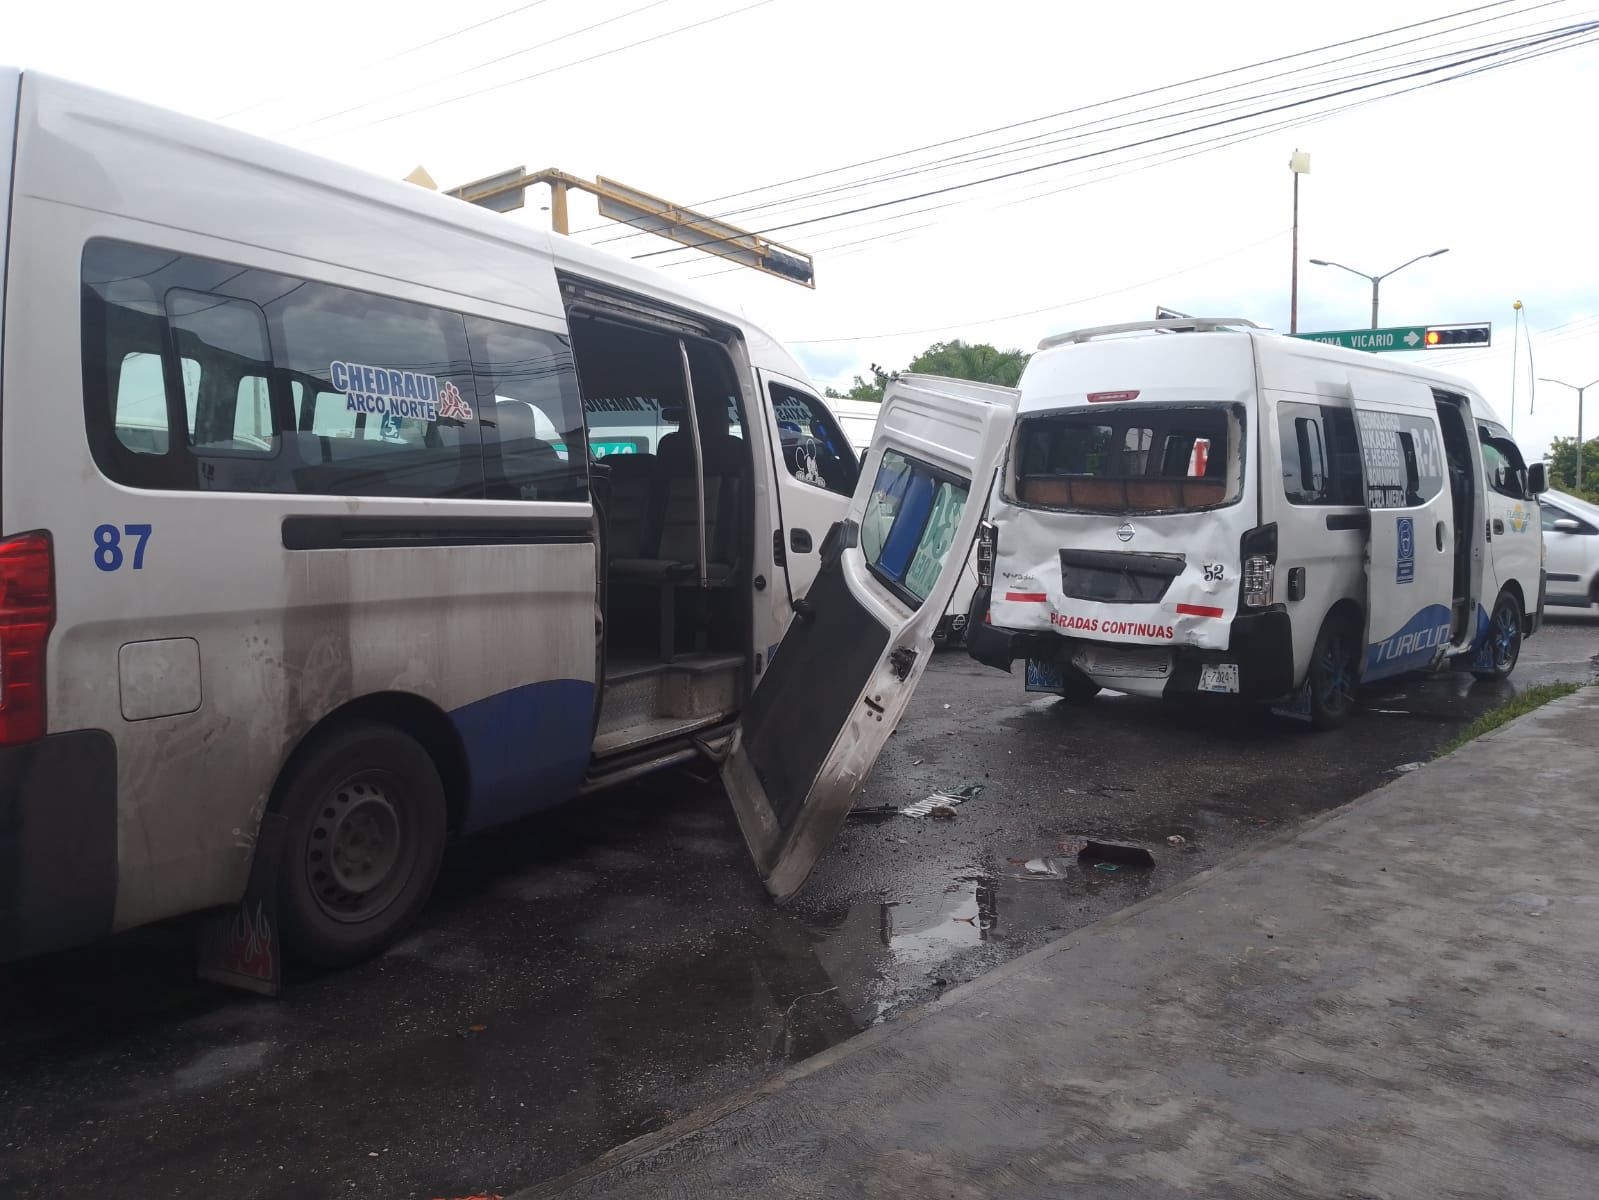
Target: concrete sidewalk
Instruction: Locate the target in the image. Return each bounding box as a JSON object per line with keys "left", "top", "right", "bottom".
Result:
{"left": 519, "top": 688, "right": 1599, "bottom": 1200}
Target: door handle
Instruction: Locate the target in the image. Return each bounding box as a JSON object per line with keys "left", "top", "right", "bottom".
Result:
{"left": 1492, "top": 519, "right": 1505, "bottom": 536}
{"left": 790, "top": 528, "right": 813, "bottom": 554}
{"left": 1436, "top": 521, "right": 1447, "bottom": 551}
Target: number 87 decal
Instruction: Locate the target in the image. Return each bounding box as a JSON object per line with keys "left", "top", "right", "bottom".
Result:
{"left": 94, "top": 524, "right": 152, "bottom": 572}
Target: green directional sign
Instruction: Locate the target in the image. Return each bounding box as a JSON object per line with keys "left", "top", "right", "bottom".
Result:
{"left": 1293, "top": 326, "right": 1428, "bottom": 352}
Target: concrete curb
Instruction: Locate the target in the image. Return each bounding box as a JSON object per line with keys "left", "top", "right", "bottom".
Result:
{"left": 511, "top": 684, "right": 1595, "bottom": 1199}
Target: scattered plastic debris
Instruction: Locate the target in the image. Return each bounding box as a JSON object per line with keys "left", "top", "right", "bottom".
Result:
{"left": 929, "top": 805, "right": 958, "bottom": 821}
{"left": 467, "top": 1024, "right": 487, "bottom": 1033}
{"left": 847, "top": 804, "right": 900, "bottom": 824}
{"left": 901, "top": 783, "right": 985, "bottom": 818}
{"left": 1167, "top": 834, "right": 1187, "bottom": 847}
{"left": 1078, "top": 839, "right": 1157, "bottom": 869}
{"left": 1022, "top": 856, "right": 1072, "bottom": 876}
{"left": 1094, "top": 862, "right": 1119, "bottom": 873}
{"left": 1393, "top": 761, "right": 1426, "bottom": 773}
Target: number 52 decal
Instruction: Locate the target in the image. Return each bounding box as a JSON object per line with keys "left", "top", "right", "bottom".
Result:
{"left": 94, "top": 523, "right": 152, "bottom": 572}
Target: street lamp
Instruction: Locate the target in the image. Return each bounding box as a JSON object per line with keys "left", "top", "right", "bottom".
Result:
{"left": 1308, "top": 248, "right": 1450, "bottom": 329}
{"left": 1288, "top": 150, "right": 1310, "bottom": 334}
{"left": 1537, "top": 375, "right": 1599, "bottom": 491}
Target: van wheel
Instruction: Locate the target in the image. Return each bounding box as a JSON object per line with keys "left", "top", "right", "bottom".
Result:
{"left": 1472, "top": 590, "right": 1523, "bottom": 681}
{"left": 1057, "top": 668, "right": 1102, "bottom": 704}
{"left": 1307, "top": 617, "right": 1360, "bottom": 730}
{"left": 276, "top": 723, "right": 446, "bottom": 968}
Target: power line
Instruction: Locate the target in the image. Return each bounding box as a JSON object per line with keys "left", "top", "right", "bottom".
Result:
{"left": 575, "top": 0, "right": 1557, "bottom": 241}
{"left": 278, "top": 0, "right": 679, "bottom": 135}
{"left": 629, "top": 22, "right": 1599, "bottom": 263}
{"left": 302, "top": 0, "right": 783, "bottom": 139}
{"left": 221, "top": 0, "right": 561, "bottom": 121}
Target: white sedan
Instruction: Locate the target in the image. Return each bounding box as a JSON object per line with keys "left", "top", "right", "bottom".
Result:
{"left": 1542, "top": 490, "right": 1599, "bottom": 611}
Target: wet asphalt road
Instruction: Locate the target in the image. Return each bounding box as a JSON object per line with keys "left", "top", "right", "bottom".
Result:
{"left": 2, "top": 617, "right": 1596, "bottom": 1200}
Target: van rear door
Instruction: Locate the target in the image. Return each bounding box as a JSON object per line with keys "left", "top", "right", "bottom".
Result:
{"left": 1353, "top": 380, "right": 1455, "bottom": 682}
{"left": 723, "top": 375, "right": 1017, "bottom": 899}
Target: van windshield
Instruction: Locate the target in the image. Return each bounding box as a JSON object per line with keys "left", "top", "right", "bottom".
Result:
{"left": 1011, "top": 403, "right": 1243, "bottom": 513}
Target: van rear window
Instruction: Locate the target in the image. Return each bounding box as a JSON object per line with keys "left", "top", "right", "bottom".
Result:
{"left": 1011, "top": 404, "right": 1243, "bottom": 513}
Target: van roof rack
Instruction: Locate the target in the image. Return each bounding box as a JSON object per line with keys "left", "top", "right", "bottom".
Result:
{"left": 1037, "top": 317, "right": 1266, "bottom": 351}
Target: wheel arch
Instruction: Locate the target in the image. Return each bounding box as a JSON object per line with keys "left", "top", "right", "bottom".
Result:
{"left": 267, "top": 692, "right": 471, "bottom": 836}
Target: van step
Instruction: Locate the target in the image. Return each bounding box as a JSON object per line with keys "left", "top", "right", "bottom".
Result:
{"left": 592, "top": 713, "right": 730, "bottom": 759}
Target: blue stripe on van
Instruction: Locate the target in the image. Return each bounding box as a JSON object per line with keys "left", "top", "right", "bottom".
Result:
{"left": 449, "top": 678, "right": 595, "bottom": 833}
{"left": 1364, "top": 603, "right": 1453, "bottom": 683}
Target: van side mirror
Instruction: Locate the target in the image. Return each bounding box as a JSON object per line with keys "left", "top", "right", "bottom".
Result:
{"left": 1552, "top": 518, "right": 1582, "bottom": 534}
{"left": 1527, "top": 462, "right": 1547, "bottom": 495}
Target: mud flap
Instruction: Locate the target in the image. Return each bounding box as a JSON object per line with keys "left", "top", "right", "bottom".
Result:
{"left": 196, "top": 812, "right": 287, "bottom": 996}
{"left": 1271, "top": 679, "right": 1314, "bottom": 723}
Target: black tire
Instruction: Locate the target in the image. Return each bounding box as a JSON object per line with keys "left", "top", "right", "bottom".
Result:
{"left": 1058, "top": 668, "right": 1102, "bottom": 704}
{"left": 276, "top": 722, "right": 447, "bottom": 968}
{"left": 1472, "top": 589, "right": 1523, "bottom": 681}
{"left": 1307, "top": 615, "right": 1360, "bottom": 730}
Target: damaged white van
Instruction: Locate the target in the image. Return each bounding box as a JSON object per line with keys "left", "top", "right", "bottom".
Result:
{"left": 966, "top": 318, "right": 1547, "bottom": 728}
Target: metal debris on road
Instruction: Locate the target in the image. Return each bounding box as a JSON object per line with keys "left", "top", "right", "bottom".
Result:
{"left": 1077, "top": 839, "right": 1157, "bottom": 869}
{"left": 1393, "top": 761, "right": 1426, "bottom": 773}
{"left": 1167, "top": 834, "right": 1187, "bottom": 847}
{"left": 901, "top": 783, "right": 985, "bottom": 818}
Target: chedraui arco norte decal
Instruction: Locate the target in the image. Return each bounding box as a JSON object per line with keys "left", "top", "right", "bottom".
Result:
{"left": 329, "top": 361, "right": 474, "bottom": 422}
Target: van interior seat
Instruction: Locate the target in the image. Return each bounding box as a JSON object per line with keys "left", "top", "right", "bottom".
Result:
{"left": 609, "top": 428, "right": 743, "bottom": 585}
{"left": 489, "top": 399, "right": 564, "bottom": 500}
{"left": 602, "top": 452, "right": 659, "bottom": 560}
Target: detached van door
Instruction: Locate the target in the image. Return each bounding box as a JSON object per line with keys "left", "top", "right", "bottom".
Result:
{"left": 1353, "top": 388, "right": 1455, "bottom": 683}
{"left": 724, "top": 375, "right": 1018, "bottom": 899}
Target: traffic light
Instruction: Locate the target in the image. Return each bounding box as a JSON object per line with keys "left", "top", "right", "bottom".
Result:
{"left": 1423, "top": 323, "right": 1491, "bottom": 348}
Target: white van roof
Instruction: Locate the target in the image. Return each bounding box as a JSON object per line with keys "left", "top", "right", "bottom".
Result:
{"left": 10, "top": 68, "right": 810, "bottom": 382}
{"left": 1020, "top": 321, "right": 1507, "bottom": 428}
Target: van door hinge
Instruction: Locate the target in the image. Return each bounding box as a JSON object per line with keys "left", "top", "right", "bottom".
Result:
{"left": 772, "top": 529, "right": 787, "bottom": 567}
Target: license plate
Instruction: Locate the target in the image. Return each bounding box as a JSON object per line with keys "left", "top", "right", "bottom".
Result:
{"left": 1025, "top": 658, "right": 1065, "bottom": 693}
{"left": 1197, "top": 663, "right": 1240, "bottom": 694}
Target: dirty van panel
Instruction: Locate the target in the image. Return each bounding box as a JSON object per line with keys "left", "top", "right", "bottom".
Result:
{"left": 724, "top": 375, "right": 1017, "bottom": 901}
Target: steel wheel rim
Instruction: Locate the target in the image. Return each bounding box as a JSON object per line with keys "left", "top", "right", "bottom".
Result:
{"left": 306, "top": 770, "right": 417, "bottom": 923}
{"left": 1319, "top": 633, "right": 1356, "bottom": 713}
{"left": 1492, "top": 602, "right": 1521, "bottom": 671}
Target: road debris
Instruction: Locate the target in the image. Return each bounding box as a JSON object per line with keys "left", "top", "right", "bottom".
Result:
{"left": 1393, "top": 761, "right": 1426, "bottom": 773}
{"left": 1077, "top": 840, "right": 1157, "bottom": 869}
{"left": 846, "top": 804, "right": 901, "bottom": 824}
{"left": 901, "top": 783, "right": 984, "bottom": 818}
{"left": 1166, "top": 834, "right": 1187, "bottom": 847}
{"left": 929, "top": 805, "right": 958, "bottom": 821}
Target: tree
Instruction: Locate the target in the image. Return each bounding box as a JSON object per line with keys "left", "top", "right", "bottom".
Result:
{"left": 824, "top": 341, "right": 1029, "bottom": 404}
{"left": 824, "top": 363, "right": 895, "bottom": 404}
{"left": 906, "top": 340, "right": 1030, "bottom": 387}
{"left": 1545, "top": 436, "right": 1599, "bottom": 503}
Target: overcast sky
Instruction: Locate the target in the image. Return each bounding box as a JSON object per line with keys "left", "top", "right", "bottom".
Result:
{"left": 13, "top": 0, "right": 1597, "bottom": 460}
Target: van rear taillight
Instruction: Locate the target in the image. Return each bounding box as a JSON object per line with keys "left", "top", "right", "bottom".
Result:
{"left": 976, "top": 520, "right": 997, "bottom": 588}
{"left": 0, "top": 532, "right": 55, "bottom": 746}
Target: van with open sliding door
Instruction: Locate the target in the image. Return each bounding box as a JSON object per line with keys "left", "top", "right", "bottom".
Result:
{"left": 967, "top": 317, "right": 1546, "bottom": 729}
{"left": 0, "top": 68, "right": 1015, "bottom": 986}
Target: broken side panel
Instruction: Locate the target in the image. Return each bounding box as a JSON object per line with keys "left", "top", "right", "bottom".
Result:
{"left": 722, "top": 375, "right": 1018, "bottom": 900}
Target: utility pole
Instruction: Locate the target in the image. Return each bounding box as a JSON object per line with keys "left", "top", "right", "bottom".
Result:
{"left": 1288, "top": 150, "right": 1310, "bottom": 334}
{"left": 1538, "top": 375, "right": 1599, "bottom": 491}
{"left": 1308, "top": 248, "right": 1450, "bottom": 328}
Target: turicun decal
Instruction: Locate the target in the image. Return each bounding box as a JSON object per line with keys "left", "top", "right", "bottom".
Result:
{"left": 329, "top": 360, "right": 474, "bottom": 422}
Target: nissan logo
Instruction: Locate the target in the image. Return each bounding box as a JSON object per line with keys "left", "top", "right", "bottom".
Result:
{"left": 1116, "top": 522, "right": 1135, "bottom": 543}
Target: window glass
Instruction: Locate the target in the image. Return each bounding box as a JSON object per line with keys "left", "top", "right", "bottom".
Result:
{"left": 235, "top": 377, "right": 273, "bottom": 446}
{"left": 1277, "top": 402, "right": 1362, "bottom": 505}
{"left": 1354, "top": 409, "right": 1445, "bottom": 509}
{"left": 583, "top": 395, "right": 677, "bottom": 456}
{"left": 860, "top": 450, "right": 969, "bottom": 608}
{"left": 464, "top": 317, "right": 587, "bottom": 502}
{"left": 114, "top": 352, "right": 173, "bottom": 455}
{"left": 270, "top": 281, "right": 481, "bottom": 498}
{"left": 1013, "top": 405, "right": 1241, "bottom": 513}
{"left": 770, "top": 384, "right": 859, "bottom": 496}
{"left": 167, "top": 289, "right": 275, "bottom": 454}
{"left": 1481, "top": 438, "right": 1528, "bottom": 499}
{"left": 1541, "top": 504, "right": 1567, "bottom": 532}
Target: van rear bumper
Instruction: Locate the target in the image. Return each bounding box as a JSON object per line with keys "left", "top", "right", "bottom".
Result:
{"left": 968, "top": 587, "right": 1295, "bottom": 701}
{"left": 0, "top": 730, "right": 118, "bottom": 961}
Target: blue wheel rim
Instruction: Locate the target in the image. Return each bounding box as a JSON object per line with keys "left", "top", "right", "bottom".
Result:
{"left": 1319, "top": 632, "right": 1355, "bottom": 712}
{"left": 1492, "top": 602, "right": 1520, "bottom": 670}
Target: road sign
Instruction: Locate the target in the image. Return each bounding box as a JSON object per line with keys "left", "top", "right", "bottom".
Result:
{"left": 1292, "top": 323, "right": 1491, "bottom": 353}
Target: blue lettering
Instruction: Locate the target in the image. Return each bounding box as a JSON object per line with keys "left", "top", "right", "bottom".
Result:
{"left": 360, "top": 366, "right": 378, "bottom": 394}
{"left": 387, "top": 370, "right": 406, "bottom": 395}
{"left": 403, "top": 373, "right": 420, "bottom": 400}
{"left": 330, "top": 361, "right": 349, "bottom": 391}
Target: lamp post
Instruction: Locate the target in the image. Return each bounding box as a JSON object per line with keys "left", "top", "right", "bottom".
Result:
{"left": 1288, "top": 150, "right": 1310, "bottom": 334}
{"left": 1308, "top": 248, "right": 1450, "bottom": 328}
{"left": 1537, "top": 375, "right": 1599, "bottom": 491}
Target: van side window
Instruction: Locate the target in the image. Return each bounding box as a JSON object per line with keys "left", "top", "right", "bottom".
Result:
{"left": 1353, "top": 409, "right": 1444, "bottom": 509}
{"left": 1481, "top": 438, "right": 1528, "bottom": 499}
{"left": 861, "top": 450, "right": 968, "bottom": 606}
{"left": 1278, "top": 403, "right": 1362, "bottom": 505}
{"left": 769, "top": 384, "right": 858, "bottom": 496}
{"left": 465, "top": 316, "right": 587, "bottom": 502}
{"left": 167, "top": 289, "right": 276, "bottom": 455}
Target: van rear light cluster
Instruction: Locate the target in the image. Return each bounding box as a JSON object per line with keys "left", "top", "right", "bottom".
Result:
{"left": 1241, "top": 556, "right": 1274, "bottom": 608}
{"left": 976, "top": 520, "right": 997, "bottom": 588}
{"left": 0, "top": 532, "right": 56, "bottom": 746}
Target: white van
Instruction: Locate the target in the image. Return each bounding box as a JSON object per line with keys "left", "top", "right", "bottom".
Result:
{"left": 967, "top": 318, "right": 1547, "bottom": 728}
{"left": 0, "top": 69, "right": 1011, "bottom": 983}
{"left": 828, "top": 395, "right": 982, "bottom": 644}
